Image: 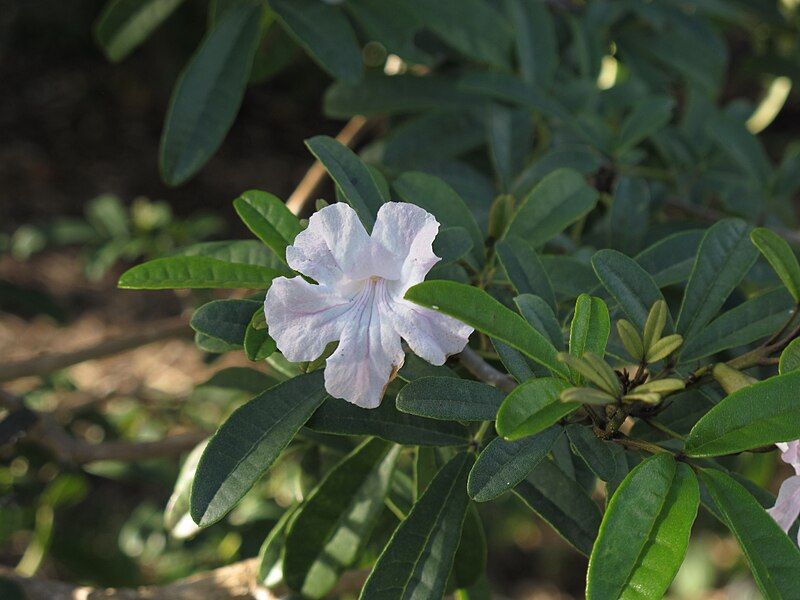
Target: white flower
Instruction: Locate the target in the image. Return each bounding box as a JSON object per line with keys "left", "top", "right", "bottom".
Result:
{"left": 768, "top": 440, "right": 800, "bottom": 545}
{"left": 264, "top": 202, "right": 473, "bottom": 408}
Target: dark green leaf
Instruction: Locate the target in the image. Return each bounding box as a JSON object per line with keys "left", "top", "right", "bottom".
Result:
{"left": 397, "top": 377, "right": 504, "bottom": 422}
{"left": 198, "top": 367, "right": 277, "bottom": 395}
{"left": 495, "top": 378, "right": 572, "bottom": 440}
{"left": 94, "top": 0, "right": 185, "bottom": 62}
{"left": 164, "top": 440, "right": 208, "bottom": 538}
{"left": 190, "top": 372, "right": 328, "bottom": 526}
{"left": 233, "top": 190, "right": 302, "bottom": 263}
{"left": 685, "top": 370, "right": 800, "bottom": 457}
{"left": 360, "top": 452, "right": 474, "bottom": 600}
{"left": 468, "top": 426, "right": 562, "bottom": 502}
{"left": 635, "top": 230, "right": 704, "bottom": 288}
{"left": 433, "top": 227, "right": 473, "bottom": 266}
{"left": 699, "top": 468, "right": 800, "bottom": 598}
{"left": 244, "top": 309, "right": 276, "bottom": 361}
{"left": 615, "top": 97, "right": 674, "bottom": 156}
{"left": 708, "top": 115, "right": 772, "bottom": 185}
{"left": 284, "top": 439, "right": 399, "bottom": 598}
{"left": 569, "top": 294, "right": 610, "bottom": 359}
{"left": 504, "top": 0, "right": 556, "bottom": 87}
{"left": 513, "top": 294, "right": 564, "bottom": 350}
{"left": 271, "top": 0, "right": 362, "bottom": 83}
{"left": 487, "top": 105, "right": 531, "bottom": 189}
{"left": 493, "top": 339, "right": 535, "bottom": 383}
{"left": 406, "top": 281, "right": 567, "bottom": 377}
{"left": 257, "top": 506, "right": 297, "bottom": 587}
{"left": 586, "top": 455, "right": 698, "bottom": 600}
{"left": 751, "top": 228, "right": 800, "bottom": 303}
{"left": 191, "top": 299, "right": 259, "bottom": 346}
{"left": 496, "top": 237, "right": 556, "bottom": 312}
{"left": 451, "top": 504, "right": 487, "bottom": 590}
{"left": 305, "top": 136, "right": 385, "bottom": 229}
{"left": 505, "top": 168, "right": 599, "bottom": 247}
{"left": 159, "top": 2, "right": 262, "bottom": 185}
{"left": 514, "top": 458, "right": 602, "bottom": 556}
{"left": 780, "top": 338, "right": 800, "bottom": 374}
{"left": 610, "top": 177, "right": 650, "bottom": 255}
{"left": 119, "top": 256, "right": 279, "bottom": 289}
{"left": 565, "top": 424, "right": 616, "bottom": 482}
{"left": 307, "top": 397, "right": 470, "bottom": 446}
{"left": 592, "top": 249, "right": 672, "bottom": 331}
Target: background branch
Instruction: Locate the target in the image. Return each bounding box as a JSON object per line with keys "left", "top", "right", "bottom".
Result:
{"left": 458, "top": 347, "right": 517, "bottom": 392}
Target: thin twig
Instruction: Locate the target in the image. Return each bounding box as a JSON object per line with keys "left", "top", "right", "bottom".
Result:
{"left": 458, "top": 347, "right": 517, "bottom": 392}
{"left": 285, "top": 116, "right": 371, "bottom": 216}
{"left": 0, "top": 315, "right": 190, "bottom": 383}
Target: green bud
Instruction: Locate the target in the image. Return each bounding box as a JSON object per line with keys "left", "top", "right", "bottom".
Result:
{"left": 558, "top": 353, "right": 616, "bottom": 395}
{"left": 712, "top": 363, "right": 758, "bottom": 395}
{"left": 315, "top": 198, "right": 329, "bottom": 211}
{"left": 616, "top": 319, "right": 644, "bottom": 361}
{"left": 632, "top": 378, "right": 685, "bottom": 395}
{"left": 582, "top": 352, "right": 622, "bottom": 395}
{"left": 560, "top": 387, "right": 617, "bottom": 405}
{"left": 643, "top": 300, "right": 668, "bottom": 351}
{"left": 645, "top": 334, "right": 683, "bottom": 363}
{"left": 299, "top": 341, "right": 338, "bottom": 373}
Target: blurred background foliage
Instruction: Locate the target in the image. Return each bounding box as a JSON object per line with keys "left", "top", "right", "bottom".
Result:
{"left": 2, "top": 0, "right": 800, "bottom": 597}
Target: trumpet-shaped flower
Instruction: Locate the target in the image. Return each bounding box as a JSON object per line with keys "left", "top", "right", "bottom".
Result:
{"left": 768, "top": 441, "right": 800, "bottom": 545}
{"left": 264, "top": 202, "right": 473, "bottom": 408}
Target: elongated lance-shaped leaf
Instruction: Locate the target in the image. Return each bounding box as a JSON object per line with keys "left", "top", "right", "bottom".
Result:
{"left": 359, "top": 452, "right": 474, "bottom": 600}
{"left": 164, "top": 439, "right": 208, "bottom": 539}
{"left": 257, "top": 505, "right": 297, "bottom": 588}
{"left": 118, "top": 256, "right": 281, "bottom": 289}
{"left": 283, "top": 439, "right": 400, "bottom": 598}
{"left": 406, "top": 281, "right": 568, "bottom": 378}
{"left": 175, "top": 240, "right": 290, "bottom": 271}
{"left": 190, "top": 299, "right": 260, "bottom": 346}
{"left": 504, "top": 0, "right": 556, "bottom": 87}
{"left": 514, "top": 294, "right": 564, "bottom": 349}
{"left": 306, "top": 397, "right": 470, "bottom": 446}
{"left": 610, "top": 177, "right": 650, "bottom": 255}
{"left": 270, "top": 0, "right": 363, "bottom": 83}
{"left": 451, "top": 503, "right": 487, "bottom": 591}
{"left": 751, "top": 227, "right": 800, "bottom": 303}
{"left": 592, "top": 249, "right": 672, "bottom": 332}
{"left": 565, "top": 424, "right": 617, "bottom": 482}
{"left": 676, "top": 219, "right": 759, "bottom": 344}
{"left": 244, "top": 308, "right": 276, "bottom": 361}
{"left": 305, "top": 136, "right": 385, "bottom": 229}
{"left": 569, "top": 294, "right": 610, "bottom": 382}
{"left": 495, "top": 378, "right": 572, "bottom": 440}
{"left": 505, "top": 168, "right": 599, "bottom": 247}
{"left": 94, "top": 0, "right": 185, "bottom": 62}
{"left": 159, "top": 1, "right": 262, "bottom": 185}
{"left": 468, "top": 426, "right": 562, "bottom": 502}
{"left": 685, "top": 370, "right": 800, "bottom": 457}
{"left": 699, "top": 468, "right": 800, "bottom": 598}
{"left": 496, "top": 237, "right": 557, "bottom": 312}
{"left": 635, "top": 229, "right": 705, "bottom": 288}
{"left": 587, "top": 454, "right": 699, "bottom": 600}
{"left": 191, "top": 372, "right": 328, "bottom": 526}
{"left": 233, "top": 190, "right": 302, "bottom": 264}
{"left": 615, "top": 97, "right": 674, "bottom": 157}
{"left": 514, "top": 458, "right": 602, "bottom": 556}
{"left": 397, "top": 377, "right": 505, "bottom": 422}
{"left": 780, "top": 338, "right": 800, "bottom": 374}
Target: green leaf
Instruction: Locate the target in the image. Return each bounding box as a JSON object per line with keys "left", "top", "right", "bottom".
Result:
{"left": 408, "top": 0, "right": 512, "bottom": 67}
{"left": 708, "top": 115, "right": 772, "bottom": 185}
{"left": 514, "top": 294, "right": 564, "bottom": 349}
{"left": 233, "top": 190, "right": 302, "bottom": 264}
{"left": 257, "top": 506, "right": 297, "bottom": 587}
{"left": 164, "top": 440, "right": 208, "bottom": 539}
{"left": 504, "top": 0, "right": 556, "bottom": 87}
{"left": 698, "top": 468, "right": 800, "bottom": 598}
{"left": 615, "top": 97, "right": 674, "bottom": 156}
{"left": 493, "top": 340, "right": 535, "bottom": 383}
{"left": 244, "top": 309, "right": 276, "bottom": 361}
{"left": 780, "top": 338, "right": 800, "bottom": 374}
{"left": 569, "top": 294, "right": 610, "bottom": 360}
{"left": 406, "top": 281, "right": 567, "bottom": 377}
{"left": 751, "top": 228, "right": 800, "bottom": 303}
{"left": 360, "top": 452, "right": 474, "bottom": 600}
{"left": 118, "top": 256, "right": 279, "bottom": 289}
{"left": 505, "top": 168, "right": 599, "bottom": 247}
{"left": 198, "top": 367, "right": 277, "bottom": 395}
{"left": 284, "top": 439, "right": 399, "bottom": 598}
{"left": 397, "top": 377, "right": 504, "bottom": 422}
{"left": 565, "top": 424, "right": 616, "bottom": 482}
{"left": 306, "top": 397, "right": 470, "bottom": 446}
{"left": 487, "top": 105, "right": 531, "bottom": 190}
{"left": 305, "top": 136, "right": 385, "bottom": 229}
{"left": 433, "top": 227, "right": 473, "bottom": 266}
{"left": 495, "top": 378, "right": 572, "bottom": 441}
{"left": 94, "top": 0, "right": 185, "bottom": 62}
{"left": 270, "top": 0, "right": 362, "bottom": 83}
{"left": 496, "top": 237, "right": 556, "bottom": 312}
{"left": 610, "top": 177, "right": 650, "bottom": 255}
{"left": 190, "top": 299, "right": 259, "bottom": 346}
{"left": 592, "top": 249, "right": 672, "bottom": 331}
{"left": 677, "top": 219, "right": 759, "bottom": 344}
{"left": 635, "top": 230, "right": 704, "bottom": 288}
{"left": 514, "top": 458, "right": 602, "bottom": 556}
{"left": 451, "top": 503, "right": 487, "bottom": 591}
{"left": 190, "top": 372, "right": 328, "bottom": 526}
{"left": 159, "top": 2, "right": 262, "bottom": 185}
{"left": 685, "top": 370, "right": 800, "bottom": 457}
{"left": 587, "top": 455, "right": 698, "bottom": 600}
{"left": 680, "top": 289, "right": 793, "bottom": 362}
{"left": 468, "top": 426, "right": 562, "bottom": 502}
{"left": 393, "top": 172, "right": 485, "bottom": 267}
{"left": 175, "top": 240, "right": 290, "bottom": 271}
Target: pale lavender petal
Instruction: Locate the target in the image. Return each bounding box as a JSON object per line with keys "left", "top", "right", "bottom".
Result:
{"left": 371, "top": 202, "right": 440, "bottom": 288}
{"left": 777, "top": 441, "right": 800, "bottom": 476}
{"left": 324, "top": 280, "right": 404, "bottom": 409}
{"left": 264, "top": 276, "right": 353, "bottom": 362}
{"left": 768, "top": 476, "right": 800, "bottom": 535}
{"left": 382, "top": 294, "right": 473, "bottom": 366}
{"left": 285, "top": 203, "right": 374, "bottom": 286}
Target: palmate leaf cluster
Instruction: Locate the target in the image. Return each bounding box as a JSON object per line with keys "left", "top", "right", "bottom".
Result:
{"left": 112, "top": 0, "right": 800, "bottom": 598}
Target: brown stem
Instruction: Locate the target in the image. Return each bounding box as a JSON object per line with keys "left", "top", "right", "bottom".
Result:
{"left": 458, "top": 347, "right": 517, "bottom": 393}
{"left": 0, "top": 316, "right": 189, "bottom": 383}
